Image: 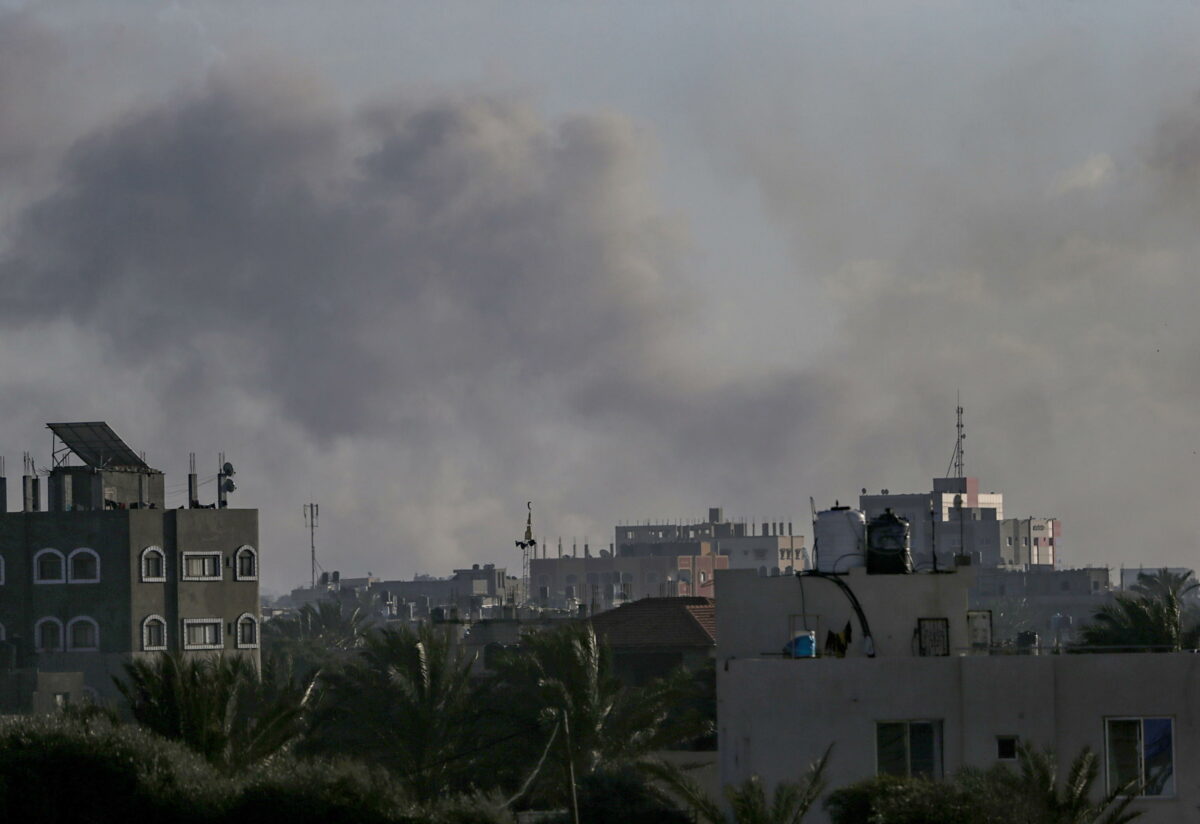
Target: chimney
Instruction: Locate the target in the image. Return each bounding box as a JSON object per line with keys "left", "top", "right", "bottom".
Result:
{"left": 0, "top": 456, "right": 7, "bottom": 513}
{"left": 788, "top": 521, "right": 793, "bottom": 536}
{"left": 762, "top": 522, "right": 769, "bottom": 537}
{"left": 188, "top": 452, "right": 198, "bottom": 508}
{"left": 22, "top": 454, "right": 38, "bottom": 513}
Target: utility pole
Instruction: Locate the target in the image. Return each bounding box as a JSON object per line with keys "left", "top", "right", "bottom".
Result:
{"left": 303, "top": 502, "right": 319, "bottom": 589}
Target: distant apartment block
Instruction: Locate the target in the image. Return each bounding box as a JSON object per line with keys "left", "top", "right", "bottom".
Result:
{"left": 856, "top": 477, "right": 1059, "bottom": 570}
{"left": 616, "top": 506, "right": 808, "bottom": 576}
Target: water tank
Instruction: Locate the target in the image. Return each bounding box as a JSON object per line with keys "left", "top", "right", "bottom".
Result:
{"left": 814, "top": 507, "right": 867, "bottom": 572}
{"left": 866, "top": 509, "right": 913, "bottom": 574}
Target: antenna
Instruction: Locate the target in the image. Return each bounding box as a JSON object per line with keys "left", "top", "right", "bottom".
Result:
{"left": 304, "top": 502, "right": 319, "bottom": 589}
{"left": 945, "top": 394, "right": 965, "bottom": 478}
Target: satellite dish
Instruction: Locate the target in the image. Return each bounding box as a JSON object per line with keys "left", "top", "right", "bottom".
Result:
{"left": 223, "top": 462, "right": 235, "bottom": 476}
{"left": 222, "top": 478, "right": 237, "bottom": 493}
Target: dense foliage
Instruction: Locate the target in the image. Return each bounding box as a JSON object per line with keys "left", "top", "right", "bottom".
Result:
{"left": 825, "top": 743, "right": 1139, "bottom": 824}
{"left": 1078, "top": 568, "right": 1200, "bottom": 652}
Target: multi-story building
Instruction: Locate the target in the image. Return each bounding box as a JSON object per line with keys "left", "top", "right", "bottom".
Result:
{"left": 530, "top": 540, "right": 728, "bottom": 611}
{"left": 717, "top": 564, "right": 1200, "bottom": 823}
{"left": 616, "top": 507, "right": 808, "bottom": 576}
{"left": 0, "top": 422, "right": 260, "bottom": 709}
{"left": 857, "top": 477, "right": 1059, "bottom": 570}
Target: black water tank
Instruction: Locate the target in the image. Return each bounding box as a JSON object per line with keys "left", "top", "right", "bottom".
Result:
{"left": 866, "top": 509, "right": 913, "bottom": 574}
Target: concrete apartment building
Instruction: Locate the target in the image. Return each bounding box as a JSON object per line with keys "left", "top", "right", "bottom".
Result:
{"left": 0, "top": 422, "right": 260, "bottom": 710}
{"left": 716, "top": 565, "right": 1199, "bottom": 823}
{"left": 529, "top": 541, "right": 728, "bottom": 611}
{"left": 856, "top": 476, "right": 1060, "bottom": 570}
{"left": 616, "top": 507, "right": 808, "bottom": 576}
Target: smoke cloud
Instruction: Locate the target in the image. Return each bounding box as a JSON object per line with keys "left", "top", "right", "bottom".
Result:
{"left": 3, "top": 6, "right": 1200, "bottom": 588}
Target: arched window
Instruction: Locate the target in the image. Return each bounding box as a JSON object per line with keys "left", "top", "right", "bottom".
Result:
{"left": 68, "top": 548, "right": 101, "bottom": 583}
{"left": 236, "top": 614, "right": 259, "bottom": 649}
{"left": 66, "top": 617, "right": 99, "bottom": 651}
{"left": 142, "top": 615, "right": 167, "bottom": 651}
{"left": 33, "top": 549, "right": 65, "bottom": 584}
{"left": 234, "top": 546, "right": 258, "bottom": 581}
{"left": 35, "top": 617, "right": 63, "bottom": 652}
{"left": 141, "top": 546, "right": 166, "bottom": 582}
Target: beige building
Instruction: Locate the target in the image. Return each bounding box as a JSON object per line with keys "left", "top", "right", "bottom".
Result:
{"left": 716, "top": 566, "right": 1196, "bottom": 823}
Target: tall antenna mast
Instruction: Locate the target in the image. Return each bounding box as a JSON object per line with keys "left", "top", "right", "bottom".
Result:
{"left": 303, "top": 502, "right": 319, "bottom": 589}
{"left": 945, "top": 394, "right": 965, "bottom": 478}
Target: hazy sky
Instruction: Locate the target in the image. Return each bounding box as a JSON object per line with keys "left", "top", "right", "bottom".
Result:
{"left": 4, "top": 2, "right": 1200, "bottom": 593}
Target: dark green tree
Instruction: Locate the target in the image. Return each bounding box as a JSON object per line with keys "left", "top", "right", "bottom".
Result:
{"left": 303, "top": 622, "right": 482, "bottom": 803}
{"left": 115, "top": 651, "right": 313, "bottom": 772}
{"left": 1079, "top": 568, "right": 1200, "bottom": 652}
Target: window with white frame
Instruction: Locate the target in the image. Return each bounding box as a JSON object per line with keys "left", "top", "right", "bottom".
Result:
{"left": 142, "top": 615, "right": 167, "bottom": 651}
{"left": 877, "top": 720, "right": 944, "bottom": 778}
{"left": 66, "top": 617, "right": 99, "bottom": 651}
{"left": 1106, "top": 717, "right": 1174, "bottom": 797}
{"left": 236, "top": 614, "right": 259, "bottom": 648}
{"left": 67, "top": 548, "right": 101, "bottom": 583}
{"left": 141, "top": 546, "right": 166, "bottom": 582}
{"left": 182, "top": 618, "right": 223, "bottom": 650}
{"left": 35, "top": 617, "right": 63, "bottom": 652}
{"left": 234, "top": 546, "right": 258, "bottom": 581}
{"left": 33, "top": 549, "right": 65, "bottom": 583}
{"left": 181, "top": 552, "right": 222, "bottom": 581}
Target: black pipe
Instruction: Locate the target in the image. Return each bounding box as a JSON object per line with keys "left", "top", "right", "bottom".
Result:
{"left": 795, "top": 570, "right": 877, "bottom": 657}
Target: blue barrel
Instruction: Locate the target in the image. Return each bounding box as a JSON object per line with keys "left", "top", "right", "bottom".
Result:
{"left": 784, "top": 631, "right": 817, "bottom": 658}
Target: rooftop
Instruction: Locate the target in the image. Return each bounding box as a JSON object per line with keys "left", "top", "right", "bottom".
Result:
{"left": 589, "top": 596, "right": 716, "bottom": 648}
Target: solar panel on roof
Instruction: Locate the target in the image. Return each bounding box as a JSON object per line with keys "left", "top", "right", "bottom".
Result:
{"left": 46, "top": 421, "right": 148, "bottom": 469}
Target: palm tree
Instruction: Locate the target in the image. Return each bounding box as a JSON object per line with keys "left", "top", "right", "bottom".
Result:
{"left": 486, "top": 623, "right": 708, "bottom": 808}
{"left": 999, "top": 742, "right": 1140, "bottom": 824}
{"left": 114, "top": 652, "right": 313, "bottom": 772}
{"left": 644, "top": 748, "right": 829, "bottom": 824}
{"left": 302, "top": 622, "right": 481, "bottom": 803}
{"left": 1080, "top": 568, "right": 1199, "bottom": 651}
{"left": 263, "top": 599, "right": 372, "bottom": 679}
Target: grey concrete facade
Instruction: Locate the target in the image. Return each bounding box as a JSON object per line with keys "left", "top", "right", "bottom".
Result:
{"left": 0, "top": 506, "right": 260, "bottom": 705}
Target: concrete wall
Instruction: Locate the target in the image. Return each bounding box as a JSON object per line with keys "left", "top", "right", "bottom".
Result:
{"left": 715, "top": 567, "right": 974, "bottom": 660}
{"left": 0, "top": 507, "right": 259, "bottom": 703}
{"left": 720, "top": 653, "right": 1200, "bottom": 824}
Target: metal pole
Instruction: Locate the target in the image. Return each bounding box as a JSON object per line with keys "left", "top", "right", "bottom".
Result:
{"left": 563, "top": 710, "right": 580, "bottom": 824}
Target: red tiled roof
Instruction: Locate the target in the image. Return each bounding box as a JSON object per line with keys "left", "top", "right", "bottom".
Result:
{"left": 588, "top": 597, "right": 716, "bottom": 649}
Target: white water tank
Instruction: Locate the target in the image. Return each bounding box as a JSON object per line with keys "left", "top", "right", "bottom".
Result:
{"left": 815, "top": 506, "right": 867, "bottom": 572}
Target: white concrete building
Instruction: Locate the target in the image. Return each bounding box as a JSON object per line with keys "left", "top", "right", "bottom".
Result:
{"left": 716, "top": 567, "right": 1197, "bottom": 823}
{"left": 855, "top": 476, "right": 1058, "bottom": 570}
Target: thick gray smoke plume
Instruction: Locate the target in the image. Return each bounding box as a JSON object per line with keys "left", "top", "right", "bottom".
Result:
{"left": 4, "top": 6, "right": 1200, "bottom": 588}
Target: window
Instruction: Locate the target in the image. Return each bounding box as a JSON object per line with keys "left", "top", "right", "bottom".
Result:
{"left": 234, "top": 546, "right": 258, "bottom": 581}
{"left": 877, "top": 721, "right": 943, "bottom": 778}
{"left": 0, "top": 554, "right": 5, "bottom": 585}
{"left": 181, "top": 552, "right": 222, "bottom": 581}
{"left": 35, "top": 617, "right": 63, "bottom": 652}
{"left": 143, "top": 615, "right": 167, "bottom": 651}
{"left": 0, "top": 622, "right": 5, "bottom": 641}
{"left": 66, "top": 617, "right": 99, "bottom": 651}
{"left": 141, "top": 546, "right": 166, "bottom": 582}
{"left": 33, "top": 549, "right": 65, "bottom": 583}
{"left": 183, "top": 618, "right": 224, "bottom": 650}
{"left": 68, "top": 548, "right": 100, "bottom": 583}
{"left": 1006, "top": 537, "right": 1013, "bottom": 546}
{"left": 1022, "top": 537, "right": 1029, "bottom": 546}
{"left": 1106, "top": 717, "right": 1174, "bottom": 797}
{"left": 997, "top": 736, "right": 1018, "bottom": 760}
{"left": 236, "top": 614, "right": 259, "bottom": 649}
